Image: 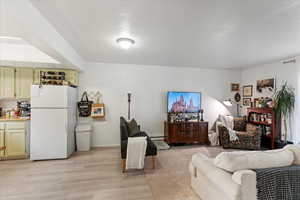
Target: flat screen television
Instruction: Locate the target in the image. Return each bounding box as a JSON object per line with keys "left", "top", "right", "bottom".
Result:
{"left": 167, "top": 91, "right": 201, "bottom": 113}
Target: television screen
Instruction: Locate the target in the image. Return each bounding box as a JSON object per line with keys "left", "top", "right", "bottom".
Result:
{"left": 167, "top": 92, "right": 201, "bottom": 113}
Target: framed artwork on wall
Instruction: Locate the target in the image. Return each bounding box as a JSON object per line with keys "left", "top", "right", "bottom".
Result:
{"left": 234, "top": 92, "right": 241, "bottom": 102}
{"left": 256, "top": 78, "right": 275, "bottom": 95}
{"left": 243, "top": 98, "right": 252, "bottom": 107}
{"left": 231, "top": 83, "right": 240, "bottom": 92}
{"left": 243, "top": 85, "right": 253, "bottom": 97}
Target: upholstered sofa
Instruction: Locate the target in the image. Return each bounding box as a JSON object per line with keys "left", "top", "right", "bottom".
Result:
{"left": 189, "top": 145, "right": 300, "bottom": 200}
{"left": 218, "top": 117, "right": 262, "bottom": 150}
{"left": 120, "top": 117, "right": 157, "bottom": 172}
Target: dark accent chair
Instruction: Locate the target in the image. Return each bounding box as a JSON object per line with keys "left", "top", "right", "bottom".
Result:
{"left": 120, "top": 117, "right": 157, "bottom": 172}
{"left": 218, "top": 117, "right": 262, "bottom": 150}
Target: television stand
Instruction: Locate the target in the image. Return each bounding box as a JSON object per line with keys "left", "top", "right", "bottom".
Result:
{"left": 164, "top": 121, "right": 209, "bottom": 144}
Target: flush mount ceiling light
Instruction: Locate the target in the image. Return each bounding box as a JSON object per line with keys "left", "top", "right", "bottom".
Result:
{"left": 116, "top": 38, "right": 135, "bottom": 49}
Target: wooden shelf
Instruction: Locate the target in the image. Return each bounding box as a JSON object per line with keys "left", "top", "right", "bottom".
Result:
{"left": 249, "top": 121, "right": 271, "bottom": 126}
{"left": 247, "top": 107, "right": 277, "bottom": 149}
{"left": 247, "top": 107, "right": 273, "bottom": 113}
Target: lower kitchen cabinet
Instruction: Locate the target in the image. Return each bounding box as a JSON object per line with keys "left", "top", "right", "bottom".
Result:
{"left": 0, "top": 121, "right": 29, "bottom": 160}
{"left": 5, "top": 129, "right": 26, "bottom": 156}
{"left": 0, "top": 130, "right": 4, "bottom": 157}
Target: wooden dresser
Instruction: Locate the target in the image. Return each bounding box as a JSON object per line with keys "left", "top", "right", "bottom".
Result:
{"left": 164, "top": 121, "right": 209, "bottom": 144}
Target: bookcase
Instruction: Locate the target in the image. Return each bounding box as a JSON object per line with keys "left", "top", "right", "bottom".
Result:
{"left": 247, "top": 107, "right": 278, "bottom": 149}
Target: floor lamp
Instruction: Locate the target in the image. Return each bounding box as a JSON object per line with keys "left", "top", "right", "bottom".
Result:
{"left": 128, "top": 93, "right": 131, "bottom": 120}
{"left": 223, "top": 99, "right": 240, "bottom": 117}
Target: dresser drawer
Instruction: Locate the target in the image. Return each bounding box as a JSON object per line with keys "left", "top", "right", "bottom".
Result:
{"left": 5, "top": 122, "right": 25, "bottom": 130}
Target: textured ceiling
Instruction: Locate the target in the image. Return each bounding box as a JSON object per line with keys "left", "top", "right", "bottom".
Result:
{"left": 31, "top": 0, "right": 300, "bottom": 68}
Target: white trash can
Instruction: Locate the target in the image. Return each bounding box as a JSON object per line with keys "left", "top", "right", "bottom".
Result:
{"left": 76, "top": 124, "right": 92, "bottom": 151}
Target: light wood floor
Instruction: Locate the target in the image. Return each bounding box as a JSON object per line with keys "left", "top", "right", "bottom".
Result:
{"left": 0, "top": 146, "right": 225, "bottom": 200}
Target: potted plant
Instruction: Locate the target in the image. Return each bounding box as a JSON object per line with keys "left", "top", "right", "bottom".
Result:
{"left": 273, "top": 82, "right": 295, "bottom": 145}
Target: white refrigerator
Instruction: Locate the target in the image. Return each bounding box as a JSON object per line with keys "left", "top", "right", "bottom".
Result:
{"left": 30, "top": 85, "right": 77, "bottom": 160}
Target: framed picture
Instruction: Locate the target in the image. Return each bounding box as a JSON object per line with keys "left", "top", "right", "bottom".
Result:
{"left": 243, "top": 98, "right": 252, "bottom": 107}
{"left": 91, "top": 103, "right": 105, "bottom": 118}
{"left": 234, "top": 92, "right": 241, "bottom": 103}
{"left": 231, "top": 83, "right": 240, "bottom": 92}
{"left": 256, "top": 78, "right": 275, "bottom": 94}
{"left": 243, "top": 85, "right": 253, "bottom": 97}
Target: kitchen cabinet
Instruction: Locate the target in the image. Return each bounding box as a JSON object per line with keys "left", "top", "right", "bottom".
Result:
{"left": 66, "top": 70, "right": 79, "bottom": 86}
{"left": 34, "top": 68, "right": 79, "bottom": 86}
{"left": 0, "top": 121, "right": 28, "bottom": 159}
{"left": 15, "top": 68, "right": 34, "bottom": 99}
{"left": 0, "top": 67, "right": 15, "bottom": 98}
{"left": 5, "top": 129, "right": 26, "bottom": 156}
{"left": 0, "top": 66, "right": 79, "bottom": 100}
{"left": 0, "top": 129, "right": 4, "bottom": 157}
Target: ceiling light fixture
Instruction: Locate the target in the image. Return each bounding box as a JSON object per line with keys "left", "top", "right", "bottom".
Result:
{"left": 116, "top": 38, "right": 135, "bottom": 49}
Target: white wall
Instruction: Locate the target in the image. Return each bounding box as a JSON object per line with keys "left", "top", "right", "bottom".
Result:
{"left": 0, "top": 43, "right": 59, "bottom": 64}
{"left": 241, "top": 57, "right": 300, "bottom": 143}
{"left": 80, "top": 62, "right": 241, "bottom": 147}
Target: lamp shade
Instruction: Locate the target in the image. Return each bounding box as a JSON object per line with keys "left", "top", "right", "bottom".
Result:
{"left": 223, "top": 99, "right": 233, "bottom": 107}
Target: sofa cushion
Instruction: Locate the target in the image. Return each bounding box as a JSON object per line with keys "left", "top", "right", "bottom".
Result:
{"left": 246, "top": 124, "right": 257, "bottom": 134}
{"left": 284, "top": 145, "right": 300, "bottom": 165}
{"left": 233, "top": 117, "right": 247, "bottom": 131}
{"left": 120, "top": 117, "right": 129, "bottom": 140}
{"left": 214, "top": 149, "right": 294, "bottom": 172}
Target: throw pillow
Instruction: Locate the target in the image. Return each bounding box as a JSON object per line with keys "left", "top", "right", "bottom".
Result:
{"left": 233, "top": 117, "right": 247, "bottom": 131}
{"left": 246, "top": 123, "right": 257, "bottom": 134}
{"left": 214, "top": 149, "right": 294, "bottom": 172}
{"left": 284, "top": 145, "right": 300, "bottom": 165}
{"left": 120, "top": 117, "right": 129, "bottom": 139}
{"left": 128, "top": 118, "right": 140, "bottom": 137}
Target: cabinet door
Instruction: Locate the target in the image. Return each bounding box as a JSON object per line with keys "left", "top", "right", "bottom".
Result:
{"left": 66, "top": 70, "right": 79, "bottom": 86}
{"left": 0, "top": 67, "right": 15, "bottom": 98}
{"left": 0, "top": 130, "right": 4, "bottom": 157}
{"left": 15, "top": 68, "right": 33, "bottom": 99}
{"left": 33, "top": 69, "right": 41, "bottom": 84}
{"left": 5, "top": 129, "right": 26, "bottom": 156}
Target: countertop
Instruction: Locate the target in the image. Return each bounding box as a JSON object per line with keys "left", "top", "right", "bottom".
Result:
{"left": 0, "top": 117, "right": 30, "bottom": 122}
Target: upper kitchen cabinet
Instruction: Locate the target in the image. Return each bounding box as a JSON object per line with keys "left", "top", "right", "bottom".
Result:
{"left": 65, "top": 70, "right": 79, "bottom": 86}
{"left": 0, "top": 67, "right": 79, "bottom": 100}
{"left": 33, "top": 68, "right": 79, "bottom": 86}
{"left": 0, "top": 67, "right": 15, "bottom": 99}
{"left": 15, "top": 68, "right": 34, "bottom": 99}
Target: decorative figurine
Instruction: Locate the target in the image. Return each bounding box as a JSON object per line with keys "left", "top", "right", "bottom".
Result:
{"left": 200, "top": 109, "right": 204, "bottom": 121}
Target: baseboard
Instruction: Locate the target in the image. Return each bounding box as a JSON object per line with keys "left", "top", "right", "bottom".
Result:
{"left": 91, "top": 144, "right": 120, "bottom": 148}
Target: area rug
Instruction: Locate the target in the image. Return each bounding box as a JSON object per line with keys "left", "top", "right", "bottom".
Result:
{"left": 152, "top": 140, "right": 170, "bottom": 150}
{"left": 140, "top": 145, "right": 230, "bottom": 200}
